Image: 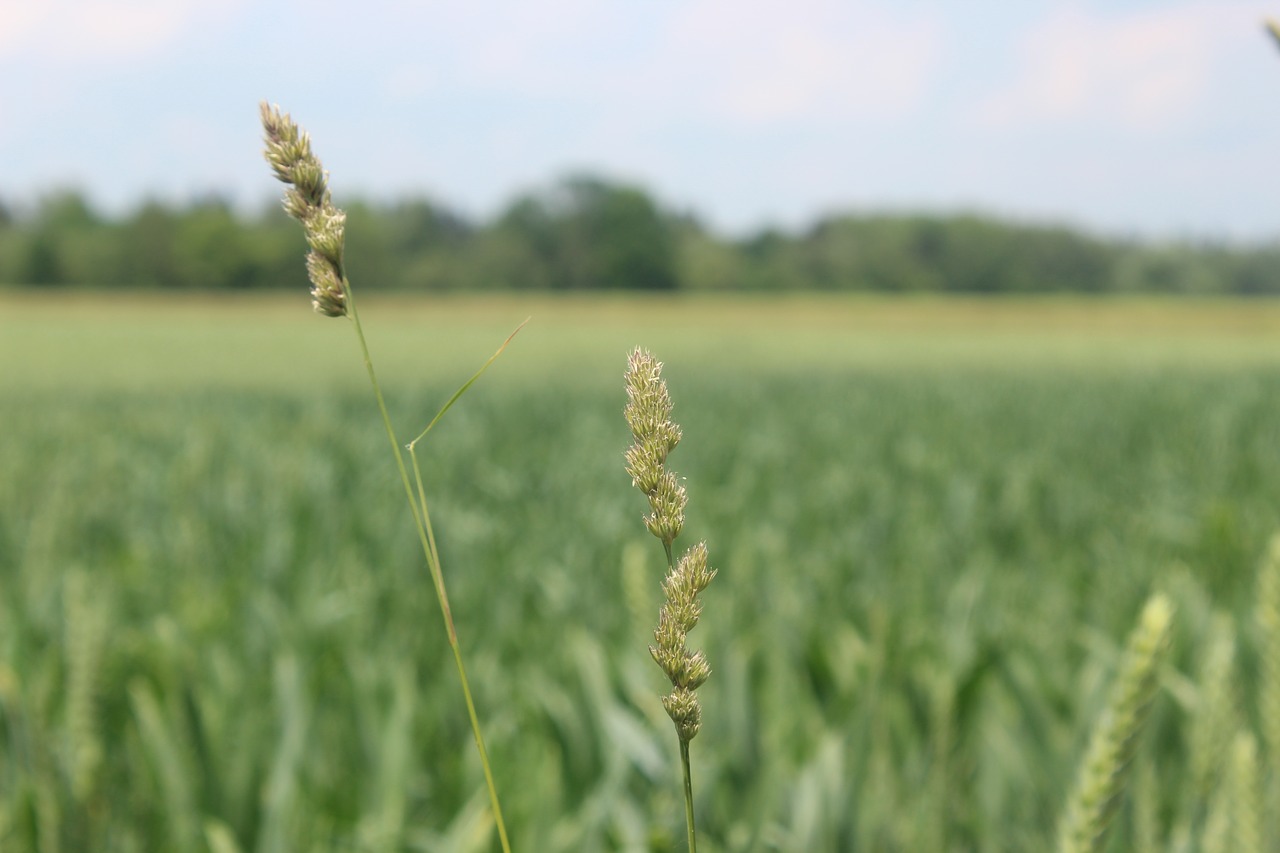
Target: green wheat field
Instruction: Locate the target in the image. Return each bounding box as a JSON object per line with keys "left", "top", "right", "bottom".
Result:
{"left": 5, "top": 292, "right": 1280, "bottom": 851}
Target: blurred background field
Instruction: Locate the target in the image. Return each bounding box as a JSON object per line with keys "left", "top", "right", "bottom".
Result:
{"left": 8, "top": 290, "right": 1280, "bottom": 391}
{"left": 4, "top": 292, "right": 1280, "bottom": 850}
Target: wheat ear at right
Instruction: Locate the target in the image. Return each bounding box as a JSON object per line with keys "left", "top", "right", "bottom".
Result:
{"left": 1057, "top": 593, "right": 1173, "bottom": 853}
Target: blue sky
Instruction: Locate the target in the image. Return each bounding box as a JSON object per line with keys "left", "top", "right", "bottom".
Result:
{"left": 3, "top": 0, "right": 1278, "bottom": 239}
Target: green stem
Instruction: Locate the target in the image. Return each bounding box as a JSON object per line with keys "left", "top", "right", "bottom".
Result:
{"left": 665, "top": 539, "right": 694, "bottom": 851}
{"left": 409, "top": 447, "right": 511, "bottom": 853}
{"left": 345, "top": 289, "right": 421, "bottom": 544}
{"left": 680, "top": 738, "right": 697, "bottom": 853}
{"left": 344, "top": 286, "right": 513, "bottom": 853}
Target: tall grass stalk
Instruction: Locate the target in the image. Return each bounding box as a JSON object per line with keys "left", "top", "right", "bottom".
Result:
{"left": 623, "top": 348, "right": 717, "bottom": 851}
{"left": 260, "top": 101, "right": 518, "bottom": 852}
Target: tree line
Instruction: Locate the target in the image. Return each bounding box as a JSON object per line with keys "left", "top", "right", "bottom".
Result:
{"left": 2, "top": 176, "right": 1279, "bottom": 295}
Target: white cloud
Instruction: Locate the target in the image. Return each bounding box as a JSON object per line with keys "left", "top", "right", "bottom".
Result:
{"left": 0, "top": 0, "right": 242, "bottom": 63}
{"left": 383, "top": 0, "right": 643, "bottom": 94}
{"left": 366, "top": 0, "right": 943, "bottom": 127}
{"left": 651, "top": 0, "right": 943, "bottom": 125}
{"left": 977, "top": 3, "right": 1254, "bottom": 131}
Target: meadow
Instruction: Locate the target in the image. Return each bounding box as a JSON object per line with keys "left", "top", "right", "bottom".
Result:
{"left": 3, "top": 292, "right": 1280, "bottom": 851}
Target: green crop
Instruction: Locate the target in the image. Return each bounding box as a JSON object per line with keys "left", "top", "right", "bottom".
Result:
{"left": 4, "top": 351, "right": 1280, "bottom": 849}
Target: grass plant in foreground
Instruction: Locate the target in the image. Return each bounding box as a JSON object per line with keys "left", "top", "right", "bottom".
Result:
{"left": 260, "top": 101, "right": 519, "bottom": 852}
{"left": 624, "top": 348, "right": 717, "bottom": 852}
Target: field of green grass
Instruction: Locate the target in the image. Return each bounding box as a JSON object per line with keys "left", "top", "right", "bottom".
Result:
{"left": 3, "top": 292, "right": 1280, "bottom": 851}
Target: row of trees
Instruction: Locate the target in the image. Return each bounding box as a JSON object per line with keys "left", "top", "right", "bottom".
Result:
{"left": 2, "top": 177, "right": 1278, "bottom": 294}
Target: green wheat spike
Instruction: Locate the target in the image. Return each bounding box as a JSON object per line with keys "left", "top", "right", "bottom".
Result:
{"left": 1256, "top": 534, "right": 1280, "bottom": 828}
{"left": 1229, "top": 730, "right": 1263, "bottom": 853}
{"left": 1129, "top": 758, "right": 1159, "bottom": 853}
{"left": 1056, "top": 593, "right": 1173, "bottom": 853}
{"left": 203, "top": 819, "right": 246, "bottom": 853}
{"left": 129, "top": 679, "right": 198, "bottom": 851}
{"left": 63, "top": 570, "right": 105, "bottom": 808}
{"left": 1189, "top": 613, "right": 1237, "bottom": 805}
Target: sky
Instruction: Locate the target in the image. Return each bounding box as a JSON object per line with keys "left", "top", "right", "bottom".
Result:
{"left": 2, "top": 0, "right": 1279, "bottom": 240}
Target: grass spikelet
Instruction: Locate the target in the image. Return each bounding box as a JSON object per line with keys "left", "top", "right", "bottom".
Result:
{"left": 624, "top": 347, "right": 716, "bottom": 851}
{"left": 1056, "top": 593, "right": 1173, "bottom": 853}
{"left": 624, "top": 349, "right": 687, "bottom": 555}
{"left": 260, "top": 102, "right": 348, "bottom": 318}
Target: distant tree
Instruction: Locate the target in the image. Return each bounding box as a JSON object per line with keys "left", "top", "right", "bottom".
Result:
{"left": 676, "top": 215, "right": 744, "bottom": 290}
{"left": 563, "top": 177, "right": 677, "bottom": 291}
{"left": 17, "top": 190, "right": 108, "bottom": 286}
{"left": 385, "top": 198, "right": 472, "bottom": 253}
{"left": 169, "top": 196, "right": 259, "bottom": 289}
{"left": 739, "top": 227, "right": 804, "bottom": 290}
{"left": 931, "top": 216, "right": 1017, "bottom": 292}
{"left": 343, "top": 200, "right": 397, "bottom": 289}
{"left": 1224, "top": 244, "right": 1280, "bottom": 294}
{"left": 2, "top": 180, "right": 1277, "bottom": 295}
{"left": 1113, "top": 244, "right": 1223, "bottom": 295}
{"left": 118, "top": 200, "right": 180, "bottom": 287}
{"left": 245, "top": 204, "right": 313, "bottom": 291}
{"left": 341, "top": 198, "right": 456, "bottom": 290}
{"left": 490, "top": 176, "right": 679, "bottom": 291}
{"left": 802, "top": 216, "right": 942, "bottom": 291}
{"left": 35, "top": 190, "right": 99, "bottom": 231}
{"left": 18, "top": 234, "right": 62, "bottom": 285}
{"left": 1009, "top": 225, "right": 1115, "bottom": 293}
{"left": 471, "top": 198, "right": 557, "bottom": 290}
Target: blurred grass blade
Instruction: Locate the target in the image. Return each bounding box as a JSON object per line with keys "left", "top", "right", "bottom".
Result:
{"left": 129, "top": 679, "right": 198, "bottom": 851}
{"left": 205, "top": 819, "right": 246, "bottom": 853}
{"left": 257, "top": 654, "right": 309, "bottom": 853}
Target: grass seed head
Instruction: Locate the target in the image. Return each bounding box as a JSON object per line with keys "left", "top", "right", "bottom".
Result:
{"left": 625, "top": 349, "right": 716, "bottom": 745}
{"left": 645, "top": 472, "right": 687, "bottom": 545}
{"left": 624, "top": 349, "right": 688, "bottom": 548}
{"left": 661, "top": 686, "right": 703, "bottom": 743}
{"left": 260, "top": 101, "right": 348, "bottom": 318}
